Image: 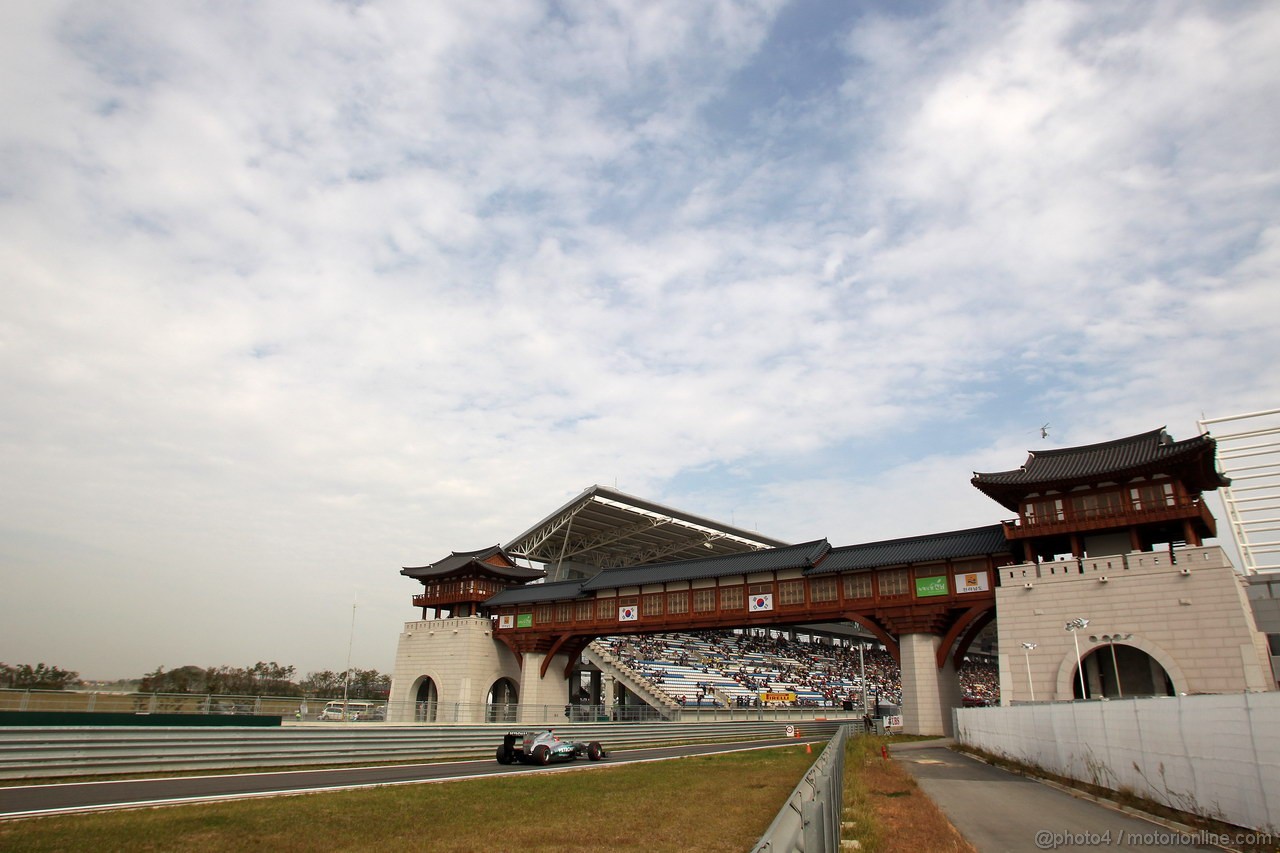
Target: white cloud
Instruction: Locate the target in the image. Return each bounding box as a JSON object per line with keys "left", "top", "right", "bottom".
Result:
{"left": 1, "top": 0, "right": 1276, "bottom": 678}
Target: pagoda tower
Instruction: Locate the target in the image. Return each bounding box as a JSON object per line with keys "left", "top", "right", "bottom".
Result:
{"left": 401, "top": 546, "right": 545, "bottom": 619}
{"left": 386, "top": 547, "right": 545, "bottom": 721}
{"left": 974, "top": 427, "right": 1273, "bottom": 701}
{"left": 971, "top": 427, "right": 1229, "bottom": 564}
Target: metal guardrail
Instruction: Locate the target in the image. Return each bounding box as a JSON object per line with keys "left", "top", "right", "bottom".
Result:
{"left": 751, "top": 725, "right": 850, "bottom": 853}
{"left": 0, "top": 720, "right": 844, "bottom": 780}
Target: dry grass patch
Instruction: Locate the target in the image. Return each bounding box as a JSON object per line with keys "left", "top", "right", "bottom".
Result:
{"left": 0, "top": 744, "right": 819, "bottom": 853}
{"left": 842, "top": 736, "right": 975, "bottom": 853}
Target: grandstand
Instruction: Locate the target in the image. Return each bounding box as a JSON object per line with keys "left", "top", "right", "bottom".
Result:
{"left": 595, "top": 629, "right": 999, "bottom": 710}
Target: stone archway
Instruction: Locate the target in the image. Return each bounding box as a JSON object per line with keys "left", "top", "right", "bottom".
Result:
{"left": 413, "top": 676, "right": 439, "bottom": 722}
{"left": 486, "top": 677, "right": 519, "bottom": 722}
{"left": 1055, "top": 637, "right": 1185, "bottom": 700}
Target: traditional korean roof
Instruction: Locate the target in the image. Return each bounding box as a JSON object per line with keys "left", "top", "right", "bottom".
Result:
{"left": 400, "top": 545, "right": 546, "bottom": 582}
{"left": 575, "top": 539, "right": 832, "bottom": 592}
{"left": 484, "top": 579, "right": 587, "bottom": 607}
{"left": 971, "top": 428, "right": 1229, "bottom": 511}
{"left": 807, "top": 525, "right": 1012, "bottom": 574}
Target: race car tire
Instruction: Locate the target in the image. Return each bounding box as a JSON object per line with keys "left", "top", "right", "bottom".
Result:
{"left": 587, "top": 742, "right": 604, "bottom": 761}
{"left": 532, "top": 744, "right": 551, "bottom": 766}
{"left": 496, "top": 746, "right": 512, "bottom": 765}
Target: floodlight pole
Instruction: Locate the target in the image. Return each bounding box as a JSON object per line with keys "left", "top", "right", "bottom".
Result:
{"left": 1102, "top": 633, "right": 1132, "bottom": 698}
{"left": 1065, "top": 618, "right": 1089, "bottom": 699}
{"left": 859, "top": 641, "right": 867, "bottom": 717}
{"left": 1020, "top": 642, "right": 1037, "bottom": 702}
{"left": 343, "top": 596, "right": 357, "bottom": 720}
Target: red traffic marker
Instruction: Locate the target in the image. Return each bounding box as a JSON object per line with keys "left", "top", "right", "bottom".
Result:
{"left": 881, "top": 744, "right": 889, "bottom": 761}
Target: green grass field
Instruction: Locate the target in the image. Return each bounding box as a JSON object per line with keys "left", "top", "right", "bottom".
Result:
{"left": 0, "top": 744, "right": 819, "bottom": 852}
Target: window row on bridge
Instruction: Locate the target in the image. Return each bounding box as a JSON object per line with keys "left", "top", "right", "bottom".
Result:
{"left": 496, "top": 562, "right": 996, "bottom": 629}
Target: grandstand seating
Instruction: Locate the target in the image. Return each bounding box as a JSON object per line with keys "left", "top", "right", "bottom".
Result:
{"left": 603, "top": 630, "right": 999, "bottom": 709}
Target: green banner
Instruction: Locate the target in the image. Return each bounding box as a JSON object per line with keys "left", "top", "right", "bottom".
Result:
{"left": 914, "top": 575, "right": 948, "bottom": 597}
{"left": 516, "top": 613, "right": 533, "bottom": 628}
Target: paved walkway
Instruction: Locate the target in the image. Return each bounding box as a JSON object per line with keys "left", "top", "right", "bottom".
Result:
{"left": 890, "top": 742, "right": 1225, "bottom": 853}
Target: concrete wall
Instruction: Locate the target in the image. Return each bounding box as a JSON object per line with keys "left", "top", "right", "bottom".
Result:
{"left": 955, "top": 693, "right": 1280, "bottom": 832}
{"left": 386, "top": 616, "right": 521, "bottom": 722}
{"left": 996, "top": 546, "right": 1274, "bottom": 703}
{"left": 1247, "top": 575, "right": 1280, "bottom": 688}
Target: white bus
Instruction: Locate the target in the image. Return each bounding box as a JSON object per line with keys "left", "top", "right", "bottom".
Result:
{"left": 316, "top": 701, "right": 384, "bottom": 721}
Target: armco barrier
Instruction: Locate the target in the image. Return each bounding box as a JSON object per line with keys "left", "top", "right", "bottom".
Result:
{"left": 751, "top": 725, "right": 849, "bottom": 853}
{"left": 0, "top": 719, "right": 843, "bottom": 780}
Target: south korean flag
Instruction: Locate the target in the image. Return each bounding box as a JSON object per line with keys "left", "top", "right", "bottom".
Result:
{"left": 748, "top": 593, "right": 773, "bottom": 612}
{"left": 618, "top": 605, "right": 638, "bottom": 622}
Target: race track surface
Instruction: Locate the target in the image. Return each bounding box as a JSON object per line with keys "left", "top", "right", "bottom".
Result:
{"left": 0, "top": 736, "right": 821, "bottom": 819}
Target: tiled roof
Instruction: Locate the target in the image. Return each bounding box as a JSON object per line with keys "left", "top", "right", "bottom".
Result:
{"left": 807, "top": 525, "right": 1012, "bottom": 575}
{"left": 485, "top": 579, "right": 588, "bottom": 606}
{"left": 971, "top": 428, "right": 1227, "bottom": 510}
{"left": 577, "top": 539, "right": 832, "bottom": 592}
{"left": 401, "top": 545, "right": 546, "bottom": 582}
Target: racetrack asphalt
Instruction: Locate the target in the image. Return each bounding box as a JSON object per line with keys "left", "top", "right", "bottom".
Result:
{"left": 891, "top": 742, "right": 1230, "bottom": 853}
{"left": 0, "top": 736, "right": 823, "bottom": 820}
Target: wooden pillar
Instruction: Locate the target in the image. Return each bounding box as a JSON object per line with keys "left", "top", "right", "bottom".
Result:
{"left": 1183, "top": 518, "right": 1201, "bottom": 546}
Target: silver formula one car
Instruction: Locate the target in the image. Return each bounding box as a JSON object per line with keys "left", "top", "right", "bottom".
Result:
{"left": 496, "top": 730, "right": 608, "bottom": 765}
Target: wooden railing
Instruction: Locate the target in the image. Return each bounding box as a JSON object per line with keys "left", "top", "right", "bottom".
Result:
{"left": 1001, "top": 496, "right": 1214, "bottom": 539}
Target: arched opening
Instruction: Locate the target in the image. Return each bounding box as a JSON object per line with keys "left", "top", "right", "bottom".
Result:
{"left": 486, "top": 677, "right": 519, "bottom": 722}
{"left": 414, "top": 677, "right": 438, "bottom": 722}
{"left": 1071, "top": 644, "right": 1175, "bottom": 699}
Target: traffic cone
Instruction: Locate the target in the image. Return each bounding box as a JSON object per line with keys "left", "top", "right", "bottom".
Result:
{"left": 805, "top": 741, "right": 812, "bottom": 754}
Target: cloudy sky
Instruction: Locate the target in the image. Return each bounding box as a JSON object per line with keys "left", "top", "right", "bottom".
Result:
{"left": 2, "top": 0, "right": 1277, "bottom": 681}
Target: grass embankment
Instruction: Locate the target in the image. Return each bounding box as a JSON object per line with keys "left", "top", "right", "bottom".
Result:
{"left": 841, "top": 735, "right": 975, "bottom": 853}
{"left": 0, "top": 745, "right": 817, "bottom": 853}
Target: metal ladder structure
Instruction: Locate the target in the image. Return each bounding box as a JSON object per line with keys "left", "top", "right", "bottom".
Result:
{"left": 1199, "top": 407, "right": 1280, "bottom": 574}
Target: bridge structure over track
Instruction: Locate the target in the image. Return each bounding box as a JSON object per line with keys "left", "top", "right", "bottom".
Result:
{"left": 396, "top": 426, "right": 1254, "bottom": 735}
{"left": 486, "top": 526, "right": 1015, "bottom": 735}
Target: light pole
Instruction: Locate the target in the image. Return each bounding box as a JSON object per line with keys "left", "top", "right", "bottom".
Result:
{"left": 1090, "top": 633, "right": 1133, "bottom": 698}
{"left": 1065, "top": 618, "right": 1089, "bottom": 699}
{"left": 1021, "top": 642, "right": 1037, "bottom": 702}
{"left": 342, "top": 596, "right": 357, "bottom": 720}
{"left": 858, "top": 641, "right": 867, "bottom": 718}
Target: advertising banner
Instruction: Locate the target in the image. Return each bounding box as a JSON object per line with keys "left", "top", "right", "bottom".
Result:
{"left": 955, "top": 571, "right": 990, "bottom": 593}
{"left": 499, "top": 614, "right": 514, "bottom": 629}
{"left": 516, "top": 613, "right": 533, "bottom": 628}
{"left": 760, "top": 692, "right": 797, "bottom": 703}
{"left": 915, "top": 575, "right": 948, "bottom": 597}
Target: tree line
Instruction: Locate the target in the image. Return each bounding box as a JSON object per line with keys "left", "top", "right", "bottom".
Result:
{"left": 140, "top": 663, "right": 391, "bottom": 698}
{"left": 0, "top": 663, "right": 81, "bottom": 690}
{"left": 2, "top": 661, "right": 391, "bottom": 699}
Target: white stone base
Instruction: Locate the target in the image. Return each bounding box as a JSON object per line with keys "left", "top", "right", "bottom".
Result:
{"left": 386, "top": 617, "right": 521, "bottom": 722}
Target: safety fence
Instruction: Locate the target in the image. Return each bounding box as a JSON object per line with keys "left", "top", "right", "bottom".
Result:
{"left": 752, "top": 724, "right": 850, "bottom": 853}
{"left": 955, "top": 692, "right": 1280, "bottom": 833}
{"left": 0, "top": 719, "right": 847, "bottom": 780}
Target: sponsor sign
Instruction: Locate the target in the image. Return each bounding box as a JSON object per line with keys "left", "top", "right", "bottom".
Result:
{"left": 498, "top": 615, "right": 514, "bottom": 629}
{"left": 618, "top": 605, "right": 638, "bottom": 622}
{"left": 884, "top": 715, "right": 903, "bottom": 729}
{"left": 748, "top": 593, "right": 774, "bottom": 612}
{"left": 915, "top": 575, "right": 948, "bottom": 597}
{"left": 760, "top": 692, "right": 797, "bottom": 703}
{"left": 516, "top": 613, "right": 533, "bottom": 628}
{"left": 955, "top": 571, "right": 990, "bottom": 593}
